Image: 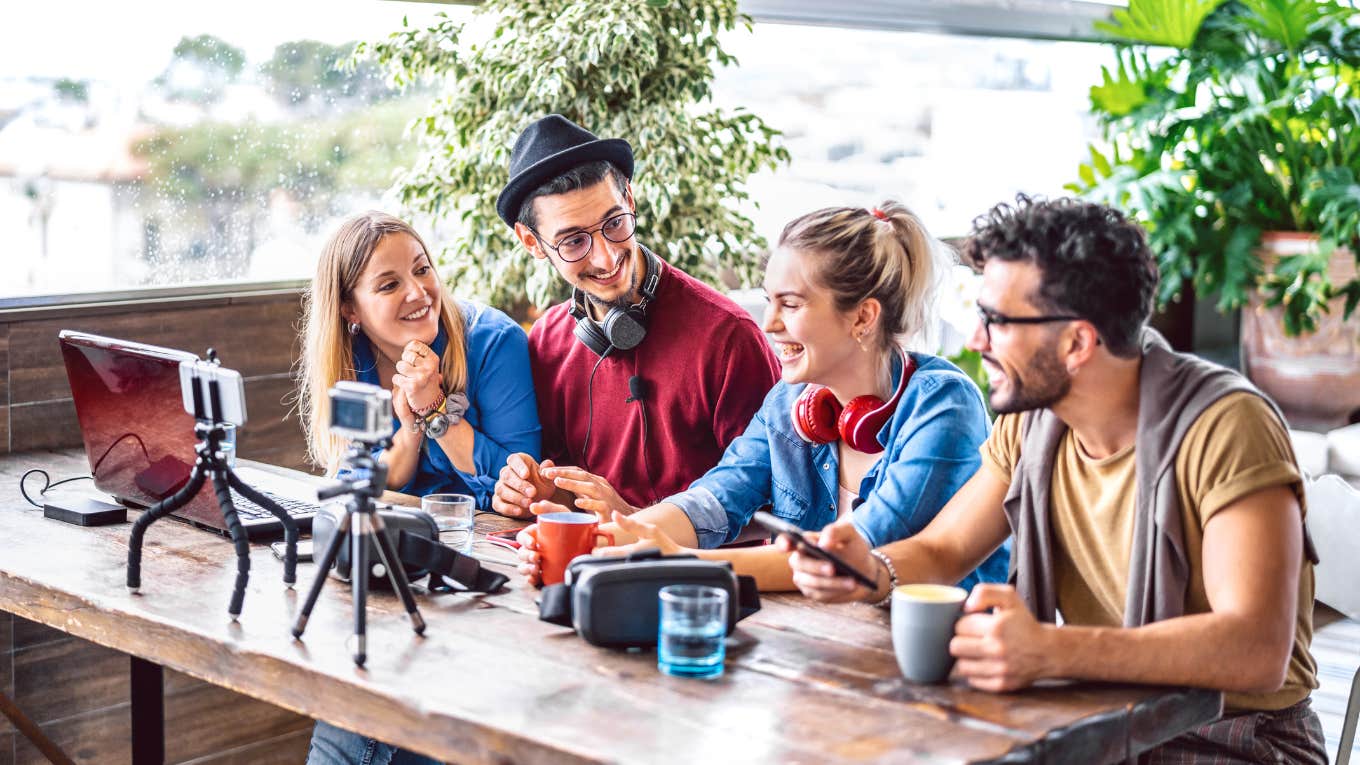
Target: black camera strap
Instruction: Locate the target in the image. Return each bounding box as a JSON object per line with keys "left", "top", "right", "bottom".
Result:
{"left": 397, "top": 531, "right": 508, "bottom": 594}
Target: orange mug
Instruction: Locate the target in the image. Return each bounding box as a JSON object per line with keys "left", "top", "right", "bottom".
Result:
{"left": 535, "top": 511, "right": 615, "bottom": 586}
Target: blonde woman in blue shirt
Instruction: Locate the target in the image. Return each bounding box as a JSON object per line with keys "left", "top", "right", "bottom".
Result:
{"left": 517, "top": 202, "right": 1010, "bottom": 591}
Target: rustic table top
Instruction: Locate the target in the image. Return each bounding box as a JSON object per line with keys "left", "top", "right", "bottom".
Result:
{"left": 0, "top": 449, "right": 1222, "bottom": 764}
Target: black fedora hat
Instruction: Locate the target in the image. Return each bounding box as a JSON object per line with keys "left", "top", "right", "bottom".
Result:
{"left": 495, "top": 114, "right": 634, "bottom": 227}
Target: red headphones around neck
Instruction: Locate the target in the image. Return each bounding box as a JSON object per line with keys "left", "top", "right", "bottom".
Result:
{"left": 790, "top": 350, "right": 916, "bottom": 454}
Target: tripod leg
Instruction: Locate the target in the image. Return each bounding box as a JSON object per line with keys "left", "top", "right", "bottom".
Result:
{"left": 210, "top": 471, "right": 251, "bottom": 618}
{"left": 369, "top": 513, "right": 426, "bottom": 636}
{"left": 351, "top": 513, "right": 369, "bottom": 667}
{"left": 128, "top": 466, "right": 207, "bottom": 592}
{"left": 225, "top": 470, "right": 298, "bottom": 585}
{"left": 292, "top": 512, "right": 350, "bottom": 639}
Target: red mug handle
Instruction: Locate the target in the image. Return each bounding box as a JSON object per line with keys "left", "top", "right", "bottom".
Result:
{"left": 594, "top": 531, "right": 615, "bottom": 548}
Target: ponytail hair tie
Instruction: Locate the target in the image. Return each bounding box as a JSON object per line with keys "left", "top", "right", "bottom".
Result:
{"left": 869, "top": 207, "right": 889, "bottom": 222}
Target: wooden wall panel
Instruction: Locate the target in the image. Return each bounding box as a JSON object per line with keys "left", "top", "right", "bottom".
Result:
{"left": 0, "top": 323, "right": 9, "bottom": 405}
{"left": 0, "top": 614, "right": 12, "bottom": 738}
{"left": 238, "top": 374, "right": 310, "bottom": 473}
{"left": 1, "top": 322, "right": 8, "bottom": 454}
{"left": 10, "top": 618, "right": 63, "bottom": 653}
{"left": 162, "top": 676, "right": 312, "bottom": 763}
{"left": 2, "top": 625, "right": 315, "bottom": 765}
{"left": 0, "top": 292, "right": 311, "bottom": 470}
{"left": 13, "top": 704, "right": 130, "bottom": 765}
{"left": 7, "top": 400, "right": 78, "bottom": 454}
{"left": 182, "top": 728, "right": 312, "bottom": 765}
{"left": 7, "top": 298, "right": 303, "bottom": 405}
{"left": 12, "top": 639, "right": 127, "bottom": 725}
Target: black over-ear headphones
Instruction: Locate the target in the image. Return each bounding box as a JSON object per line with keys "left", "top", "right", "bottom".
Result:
{"left": 569, "top": 247, "right": 663, "bottom": 357}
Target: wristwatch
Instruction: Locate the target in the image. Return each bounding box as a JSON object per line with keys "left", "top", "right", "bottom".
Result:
{"left": 422, "top": 391, "right": 469, "bottom": 439}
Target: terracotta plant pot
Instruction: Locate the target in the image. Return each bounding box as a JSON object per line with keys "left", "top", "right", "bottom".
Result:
{"left": 1241, "top": 232, "right": 1360, "bottom": 430}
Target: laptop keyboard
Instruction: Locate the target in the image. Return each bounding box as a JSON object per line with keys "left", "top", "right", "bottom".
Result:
{"left": 230, "top": 489, "right": 320, "bottom": 522}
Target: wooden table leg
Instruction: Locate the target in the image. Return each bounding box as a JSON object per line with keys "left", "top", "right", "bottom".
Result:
{"left": 130, "top": 656, "right": 164, "bottom": 765}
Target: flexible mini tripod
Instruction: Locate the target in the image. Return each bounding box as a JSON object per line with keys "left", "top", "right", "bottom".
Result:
{"left": 126, "top": 354, "right": 299, "bottom": 618}
{"left": 291, "top": 439, "right": 426, "bottom": 667}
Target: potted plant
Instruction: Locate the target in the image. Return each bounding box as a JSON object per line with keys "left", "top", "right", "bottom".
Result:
{"left": 1069, "top": 0, "right": 1360, "bottom": 428}
{"left": 359, "top": 0, "right": 788, "bottom": 314}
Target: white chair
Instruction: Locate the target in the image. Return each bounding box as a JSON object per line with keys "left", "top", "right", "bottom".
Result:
{"left": 1340, "top": 666, "right": 1359, "bottom": 765}
{"left": 1304, "top": 474, "right": 1360, "bottom": 763}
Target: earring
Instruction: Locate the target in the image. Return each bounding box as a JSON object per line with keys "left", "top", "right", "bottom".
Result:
{"left": 856, "top": 332, "right": 868, "bottom": 351}
{"left": 348, "top": 321, "right": 361, "bottom": 336}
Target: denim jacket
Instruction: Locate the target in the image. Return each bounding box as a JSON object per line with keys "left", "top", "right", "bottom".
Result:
{"left": 664, "top": 352, "right": 1010, "bottom": 590}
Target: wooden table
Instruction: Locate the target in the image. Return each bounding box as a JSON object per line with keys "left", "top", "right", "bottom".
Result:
{"left": 0, "top": 449, "right": 1222, "bottom": 764}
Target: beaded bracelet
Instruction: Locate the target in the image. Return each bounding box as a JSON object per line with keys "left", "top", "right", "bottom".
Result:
{"left": 410, "top": 389, "right": 446, "bottom": 419}
{"left": 869, "top": 549, "right": 898, "bottom": 608}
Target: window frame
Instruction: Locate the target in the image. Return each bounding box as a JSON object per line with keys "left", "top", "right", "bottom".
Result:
{"left": 9, "top": 0, "right": 1114, "bottom": 310}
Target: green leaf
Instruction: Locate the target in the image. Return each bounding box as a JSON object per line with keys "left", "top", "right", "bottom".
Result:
{"left": 1342, "top": 279, "right": 1360, "bottom": 321}
{"left": 1237, "top": 0, "right": 1349, "bottom": 52}
{"left": 1090, "top": 60, "right": 1149, "bottom": 117}
{"left": 1094, "top": 0, "right": 1225, "bottom": 48}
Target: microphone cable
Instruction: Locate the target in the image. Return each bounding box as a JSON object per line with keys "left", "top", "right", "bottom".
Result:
{"left": 627, "top": 368, "right": 660, "bottom": 505}
{"left": 580, "top": 347, "right": 612, "bottom": 473}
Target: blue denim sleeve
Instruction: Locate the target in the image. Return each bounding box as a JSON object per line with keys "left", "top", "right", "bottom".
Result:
{"left": 662, "top": 401, "right": 776, "bottom": 549}
{"left": 458, "top": 320, "right": 542, "bottom": 507}
{"left": 848, "top": 375, "right": 990, "bottom": 549}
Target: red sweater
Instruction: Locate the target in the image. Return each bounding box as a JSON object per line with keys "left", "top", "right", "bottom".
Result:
{"left": 529, "top": 260, "right": 780, "bottom": 507}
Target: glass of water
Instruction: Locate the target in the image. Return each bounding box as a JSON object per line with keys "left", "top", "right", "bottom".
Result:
{"left": 217, "top": 423, "right": 237, "bottom": 468}
{"left": 657, "top": 584, "right": 728, "bottom": 679}
{"left": 422, "top": 493, "right": 475, "bottom": 553}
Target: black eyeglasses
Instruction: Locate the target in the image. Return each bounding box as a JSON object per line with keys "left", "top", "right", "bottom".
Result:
{"left": 531, "top": 212, "right": 637, "bottom": 263}
{"left": 976, "top": 306, "right": 1083, "bottom": 344}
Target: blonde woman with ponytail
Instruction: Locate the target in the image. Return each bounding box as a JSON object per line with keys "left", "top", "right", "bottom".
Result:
{"left": 296, "top": 211, "right": 540, "bottom": 503}
{"left": 516, "top": 202, "right": 1010, "bottom": 593}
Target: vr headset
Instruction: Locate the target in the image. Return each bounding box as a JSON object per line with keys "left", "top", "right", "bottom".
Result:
{"left": 538, "top": 549, "right": 761, "bottom": 648}
{"left": 312, "top": 505, "right": 507, "bottom": 594}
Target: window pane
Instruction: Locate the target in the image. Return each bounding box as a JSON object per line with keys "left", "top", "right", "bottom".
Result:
{"left": 0, "top": 1, "right": 460, "bottom": 300}
{"left": 711, "top": 23, "right": 1107, "bottom": 240}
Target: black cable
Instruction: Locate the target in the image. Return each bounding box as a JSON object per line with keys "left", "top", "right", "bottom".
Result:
{"left": 580, "top": 347, "right": 612, "bottom": 473}
{"left": 636, "top": 394, "right": 659, "bottom": 505}
{"left": 628, "top": 364, "right": 660, "bottom": 505}
{"left": 19, "top": 469, "right": 92, "bottom": 509}
{"left": 90, "top": 432, "right": 151, "bottom": 477}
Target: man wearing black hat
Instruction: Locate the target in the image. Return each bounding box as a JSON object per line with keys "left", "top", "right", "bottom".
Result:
{"left": 307, "top": 115, "right": 778, "bottom": 765}
{"left": 490, "top": 114, "right": 779, "bottom": 519}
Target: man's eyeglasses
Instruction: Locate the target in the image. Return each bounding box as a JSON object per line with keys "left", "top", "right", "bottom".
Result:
{"left": 531, "top": 212, "right": 637, "bottom": 263}
{"left": 976, "top": 306, "right": 1083, "bottom": 344}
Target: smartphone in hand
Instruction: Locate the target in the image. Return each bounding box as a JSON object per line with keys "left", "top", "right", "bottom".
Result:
{"left": 750, "top": 511, "right": 878, "bottom": 589}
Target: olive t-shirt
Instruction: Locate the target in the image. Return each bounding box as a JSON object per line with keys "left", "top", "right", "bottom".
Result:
{"left": 981, "top": 392, "right": 1317, "bottom": 711}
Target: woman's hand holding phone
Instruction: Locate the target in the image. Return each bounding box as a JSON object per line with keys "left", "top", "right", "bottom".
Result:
{"left": 779, "top": 519, "right": 883, "bottom": 604}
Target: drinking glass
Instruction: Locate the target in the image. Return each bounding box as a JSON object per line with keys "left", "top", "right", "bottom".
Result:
{"left": 422, "top": 493, "right": 475, "bottom": 553}
{"left": 218, "top": 423, "right": 237, "bottom": 468}
{"left": 657, "top": 584, "right": 727, "bottom": 679}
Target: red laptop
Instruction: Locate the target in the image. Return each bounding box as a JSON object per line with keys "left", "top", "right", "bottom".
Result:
{"left": 58, "top": 330, "right": 318, "bottom": 539}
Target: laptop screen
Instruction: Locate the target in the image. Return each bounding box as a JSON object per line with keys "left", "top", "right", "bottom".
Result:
{"left": 58, "top": 331, "right": 224, "bottom": 527}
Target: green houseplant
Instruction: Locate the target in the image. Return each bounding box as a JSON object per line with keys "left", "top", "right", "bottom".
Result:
{"left": 1069, "top": 0, "right": 1360, "bottom": 337}
{"left": 360, "top": 0, "right": 788, "bottom": 311}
